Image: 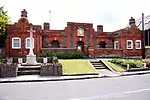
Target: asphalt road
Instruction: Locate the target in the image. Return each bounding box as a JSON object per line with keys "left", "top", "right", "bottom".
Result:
{"left": 0, "top": 74, "right": 150, "bottom": 100}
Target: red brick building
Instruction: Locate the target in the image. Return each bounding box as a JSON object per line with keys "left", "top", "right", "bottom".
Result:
{"left": 5, "top": 9, "right": 143, "bottom": 58}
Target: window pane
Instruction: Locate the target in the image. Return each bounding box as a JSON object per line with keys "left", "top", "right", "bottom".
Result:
{"left": 27, "top": 39, "right": 30, "bottom": 47}
{"left": 26, "top": 38, "right": 34, "bottom": 48}
{"left": 116, "top": 42, "right": 118, "bottom": 49}
{"left": 14, "top": 39, "right": 19, "bottom": 47}
{"left": 127, "top": 42, "right": 131, "bottom": 48}
{"left": 136, "top": 42, "right": 140, "bottom": 48}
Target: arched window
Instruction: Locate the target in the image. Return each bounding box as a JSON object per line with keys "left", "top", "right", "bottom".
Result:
{"left": 51, "top": 40, "right": 60, "bottom": 48}
{"left": 99, "top": 41, "right": 106, "bottom": 48}
{"left": 114, "top": 41, "right": 119, "bottom": 49}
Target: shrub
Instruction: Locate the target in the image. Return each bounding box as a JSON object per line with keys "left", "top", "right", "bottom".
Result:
{"left": 110, "top": 58, "right": 142, "bottom": 68}
{"left": 41, "top": 52, "right": 83, "bottom": 59}
{"left": 0, "top": 58, "right": 4, "bottom": 65}
{"left": 121, "top": 60, "right": 140, "bottom": 68}
{"left": 110, "top": 58, "right": 118, "bottom": 64}
{"left": 115, "top": 59, "right": 123, "bottom": 65}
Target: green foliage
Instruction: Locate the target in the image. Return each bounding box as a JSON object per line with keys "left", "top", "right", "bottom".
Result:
{"left": 109, "top": 58, "right": 123, "bottom": 64}
{"left": 0, "top": 57, "right": 4, "bottom": 65}
{"left": 0, "top": 6, "right": 11, "bottom": 35}
{"left": 41, "top": 52, "right": 83, "bottom": 59}
{"left": 110, "top": 58, "right": 143, "bottom": 68}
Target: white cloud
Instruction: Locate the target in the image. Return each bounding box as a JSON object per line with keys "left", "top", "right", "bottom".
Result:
{"left": 1, "top": 0, "right": 150, "bottom": 31}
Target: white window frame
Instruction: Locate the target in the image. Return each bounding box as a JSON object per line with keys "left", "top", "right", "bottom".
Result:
{"left": 25, "top": 37, "right": 34, "bottom": 49}
{"left": 12, "top": 37, "right": 21, "bottom": 49}
{"left": 114, "top": 41, "right": 119, "bottom": 49}
{"left": 127, "top": 40, "right": 133, "bottom": 49}
{"left": 135, "top": 40, "right": 141, "bottom": 49}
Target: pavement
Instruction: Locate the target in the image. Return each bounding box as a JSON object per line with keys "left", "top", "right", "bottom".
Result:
{"left": 1, "top": 70, "right": 150, "bottom": 83}
{"left": 1, "top": 74, "right": 150, "bottom": 100}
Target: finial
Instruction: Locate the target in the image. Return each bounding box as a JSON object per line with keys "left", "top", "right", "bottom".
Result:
{"left": 21, "top": 9, "right": 27, "bottom": 18}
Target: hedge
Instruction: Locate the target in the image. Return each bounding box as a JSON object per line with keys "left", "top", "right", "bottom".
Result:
{"left": 41, "top": 52, "right": 83, "bottom": 59}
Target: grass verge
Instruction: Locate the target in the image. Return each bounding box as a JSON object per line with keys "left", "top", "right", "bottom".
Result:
{"left": 59, "top": 60, "right": 99, "bottom": 75}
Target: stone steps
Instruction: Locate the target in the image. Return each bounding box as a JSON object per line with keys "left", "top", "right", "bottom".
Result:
{"left": 94, "top": 66, "right": 106, "bottom": 69}
{"left": 17, "top": 67, "right": 40, "bottom": 76}
{"left": 18, "top": 70, "right": 40, "bottom": 76}
{"left": 90, "top": 60, "right": 108, "bottom": 70}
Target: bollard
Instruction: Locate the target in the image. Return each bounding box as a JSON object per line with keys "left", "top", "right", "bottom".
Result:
{"left": 143, "top": 63, "right": 146, "bottom": 68}
{"left": 18, "top": 58, "right": 23, "bottom": 64}
{"left": 43, "top": 58, "right": 47, "bottom": 64}
{"left": 127, "top": 64, "right": 130, "bottom": 70}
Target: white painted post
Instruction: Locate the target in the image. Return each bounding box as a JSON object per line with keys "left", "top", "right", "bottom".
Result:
{"left": 43, "top": 58, "right": 47, "bottom": 64}
{"left": 127, "top": 64, "right": 130, "bottom": 70}
{"left": 143, "top": 63, "right": 147, "bottom": 68}
{"left": 18, "top": 58, "right": 23, "bottom": 64}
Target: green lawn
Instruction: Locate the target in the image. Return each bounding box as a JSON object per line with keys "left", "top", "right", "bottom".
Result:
{"left": 104, "top": 60, "right": 126, "bottom": 72}
{"left": 59, "top": 60, "right": 99, "bottom": 75}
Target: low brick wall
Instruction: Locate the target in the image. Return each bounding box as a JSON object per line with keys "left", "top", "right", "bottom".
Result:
{"left": 41, "top": 48, "right": 79, "bottom": 54}
{"left": 40, "top": 63, "right": 54, "bottom": 76}
{"left": 40, "top": 57, "right": 62, "bottom": 76}
{"left": 40, "top": 63, "right": 62, "bottom": 76}
{"left": 90, "top": 48, "right": 123, "bottom": 58}
{"left": 0, "top": 64, "right": 17, "bottom": 78}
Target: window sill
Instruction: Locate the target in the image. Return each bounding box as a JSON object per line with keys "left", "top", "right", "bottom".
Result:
{"left": 127, "top": 48, "right": 133, "bottom": 50}
{"left": 12, "top": 47, "right": 21, "bottom": 49}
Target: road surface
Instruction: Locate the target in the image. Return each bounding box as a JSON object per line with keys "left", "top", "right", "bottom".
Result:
{"left": 0, "top": 74, "right": 150, "bottom": 100}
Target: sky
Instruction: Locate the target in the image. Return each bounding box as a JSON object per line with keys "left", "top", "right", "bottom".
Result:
{"left": 1, "top": 0, "right": 150, "bottom": 32}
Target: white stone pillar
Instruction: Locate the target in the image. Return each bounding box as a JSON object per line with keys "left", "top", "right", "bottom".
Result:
{"left": 43, "top": 58, "right": 47, "bottom": 64}
{"left": 18, "top": 58, "right": 23, "bottom": 64}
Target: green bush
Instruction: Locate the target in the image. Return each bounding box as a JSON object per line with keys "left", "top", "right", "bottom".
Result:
{"left": 41, "top": 52, "right": 83, "bottom": 59}
{"left": 0, "top": 58, "right": 4, "bottom": 65}
{"left": 121, "top": 60, "right": 141, "bottom": 68}
{"left": 116, "top": 59, "right": 123, "bottom": 65}
{"left": 110, "top": 58, "right": 118, "bottom": 63}
{"left": 110, "top": 58, "right": 142, "bottom": 68}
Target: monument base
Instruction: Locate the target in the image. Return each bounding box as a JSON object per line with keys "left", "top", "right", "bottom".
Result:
{"left": 22, "top": 54, "right": 41, "bottom": 66}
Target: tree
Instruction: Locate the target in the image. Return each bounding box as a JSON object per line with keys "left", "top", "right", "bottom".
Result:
{"left": 0, "top": 6, "right": 11, "bottom": 35}
{"left": 0, "top": 6, "right": 11, "bottom": 48}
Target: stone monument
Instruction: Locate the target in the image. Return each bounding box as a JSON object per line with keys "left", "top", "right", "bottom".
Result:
{"left": 22, "top": 26, "right": 40, "bottom": 66}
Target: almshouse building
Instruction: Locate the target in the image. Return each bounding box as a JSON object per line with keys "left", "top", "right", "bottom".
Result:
{"left": 5, "top": 9, "right": 143, "bottom": 58}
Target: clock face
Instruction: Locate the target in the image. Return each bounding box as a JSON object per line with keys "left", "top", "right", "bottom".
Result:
{"left": 77, "top": 28, "right": 84, "bottom": 36}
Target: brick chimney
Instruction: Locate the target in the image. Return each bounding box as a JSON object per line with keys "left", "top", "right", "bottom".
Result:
{"left": 43, "top": 23, "right": 50, "bottom": 30}
{"left": 97, "top": 25, "right": 103, "bottom": 33}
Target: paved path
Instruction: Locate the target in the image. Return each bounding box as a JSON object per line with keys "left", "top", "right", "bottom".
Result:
{"left": 0, "top": 74, "right": 150, "bottom": 100}
{"left": 97, "top": 69, "right": 119, "bottom": 76}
